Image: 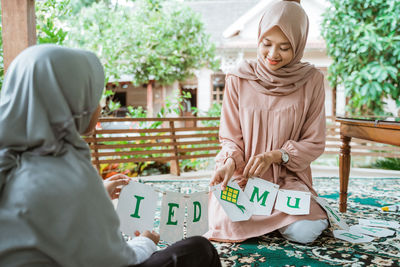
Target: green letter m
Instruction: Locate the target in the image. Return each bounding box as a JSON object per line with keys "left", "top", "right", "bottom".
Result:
{"left": 250, "top": 186, "right": 270, "bottom": 207}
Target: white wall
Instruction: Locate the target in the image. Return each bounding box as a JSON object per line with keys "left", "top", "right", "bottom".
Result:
{"left": 195, "top": 68, "right": 213, "bottom": 114}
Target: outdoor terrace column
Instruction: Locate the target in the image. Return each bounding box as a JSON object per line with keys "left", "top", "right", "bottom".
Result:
{"left": 1, "top": 0, "right": 37, "bottom": 73}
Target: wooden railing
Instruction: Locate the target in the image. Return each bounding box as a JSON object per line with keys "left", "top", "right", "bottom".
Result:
{"left": 85, "top": 116, "right": 400, "bottom": 176}
{"left": 85, "top": 117, "right": 220, "bottom": 175}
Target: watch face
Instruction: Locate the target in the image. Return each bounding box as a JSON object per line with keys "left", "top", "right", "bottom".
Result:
{"left": 282, "top": 153, "right": 289, "bottom": 163}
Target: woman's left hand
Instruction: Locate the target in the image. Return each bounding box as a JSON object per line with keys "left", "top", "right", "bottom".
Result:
{"left": 103, "top": 174, "right": 131, "bottom": 199}
{"left": 242, "top": 150, "right": 282, "bottom": 179}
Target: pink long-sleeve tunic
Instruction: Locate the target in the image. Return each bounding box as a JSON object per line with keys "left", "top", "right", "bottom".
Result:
{"left": 204, "top": 70, "right": 328, "bottom": 242}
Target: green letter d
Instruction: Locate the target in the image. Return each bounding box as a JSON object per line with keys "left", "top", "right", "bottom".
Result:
{"left": 193, "top": 201, "right": 201, "bottom": 222}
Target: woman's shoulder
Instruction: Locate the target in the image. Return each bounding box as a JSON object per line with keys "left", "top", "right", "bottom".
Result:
{"left": 303, "top": 68, "right": 325, "bottom": 95}
{"left": 225, "top": 73, "right": 241, "bottom": 83}
{"left": 224, "top": 74, "right": 242, "bottom": 92}
{"left": 308, "top": 68, "right": 324, "bottom": 83}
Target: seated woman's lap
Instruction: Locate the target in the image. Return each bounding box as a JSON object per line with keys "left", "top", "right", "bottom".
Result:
{"left": 132, "top": 236, "right": 221, "bottom": 267}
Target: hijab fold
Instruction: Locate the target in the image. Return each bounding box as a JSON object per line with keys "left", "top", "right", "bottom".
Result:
{"left": 229, "top": 1, "right": 317, "bottom": 95}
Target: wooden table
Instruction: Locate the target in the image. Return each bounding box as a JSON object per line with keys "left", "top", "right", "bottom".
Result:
{"left": 336, "top": 117, "right": 400, "bottom": 212}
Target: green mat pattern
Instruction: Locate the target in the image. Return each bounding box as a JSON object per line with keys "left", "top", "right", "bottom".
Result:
{"left": 140, "top": 177, "right": 400, "bottom": 267}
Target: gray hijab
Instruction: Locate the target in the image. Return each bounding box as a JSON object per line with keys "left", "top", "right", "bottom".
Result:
{"left": 0, "top": 45, "right": 138, "bottom": 266}
{"left": 0, "top": 44, "right": 103, "bottom": 192}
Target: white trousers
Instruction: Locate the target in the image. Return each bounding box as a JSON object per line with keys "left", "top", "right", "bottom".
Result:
{"left": 278, "top": 219, "right": 329, "bottom": 244}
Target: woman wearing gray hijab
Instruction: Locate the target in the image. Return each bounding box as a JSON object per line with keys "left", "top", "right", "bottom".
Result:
{"left": 0, "top": 45, "right": 221, "bottom": 267}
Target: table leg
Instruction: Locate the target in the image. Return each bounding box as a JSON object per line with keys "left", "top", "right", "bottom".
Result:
{"left": 339, "top": 135, "right": 351, "bottom": 212}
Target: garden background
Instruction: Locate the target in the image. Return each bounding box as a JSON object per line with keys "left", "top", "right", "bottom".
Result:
{"left": 0, "top": 0, "right": 399, "bottom": 176}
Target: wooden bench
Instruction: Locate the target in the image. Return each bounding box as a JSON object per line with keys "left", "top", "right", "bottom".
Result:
{"left": 85, "top": 117, "right": 220, "bottom": 176}
{"left": 85, "top": 116, "right": 400, "bottom": 178}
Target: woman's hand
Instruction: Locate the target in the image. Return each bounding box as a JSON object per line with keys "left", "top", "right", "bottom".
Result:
{"left": 103, "top": 174, "right": 130, "bottom": 200}
{"left": 135, "top": 230, "right": 160, "bottom": 245}
{"left": 210, "top": 157, "right": 236, "bottom": 190}
{"left": 243, "top": 150, "right": 282, "bottom": 179}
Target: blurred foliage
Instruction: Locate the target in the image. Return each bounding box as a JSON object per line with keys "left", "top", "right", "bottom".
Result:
{"left": 1, "top": 0, "right": 219, "bottom": 98}
{"left": 67, "top": 0, "right": 219, "bottom": 85}
{"left": 70, "top": 0, "right": 110, "bottom": 15}
{"left": 321, "top": 0, "right": 400, "bottom": 116}
{"left": 157, "top": 90, "right": 192, "bottom": 117}
{"left": 372, "top": 157, "right": 400, "bottom": 170}
{"left": 36, "top": 0, "right": 71, "bottom": 44}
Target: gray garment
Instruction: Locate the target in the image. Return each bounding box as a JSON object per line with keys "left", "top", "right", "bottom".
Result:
{"left": 0, "top": 45, "right": 145, "bottom": 266}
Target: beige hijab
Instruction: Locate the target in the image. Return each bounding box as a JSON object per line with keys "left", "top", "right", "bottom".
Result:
{"left": 230, "top": 0, "right": 317, "bottom": 95}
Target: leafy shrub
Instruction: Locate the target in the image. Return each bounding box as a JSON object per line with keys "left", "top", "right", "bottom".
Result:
{"left": 372, "top": 157, "right": 400, "bottom": 170}
{"left": 67, "top": 0, "right": 219, "bottom": 85}
{"left": 321, "top": 0, "right": 400, "bottom": 115}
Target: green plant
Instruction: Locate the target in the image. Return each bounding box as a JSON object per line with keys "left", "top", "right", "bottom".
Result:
{"left": 371, "top": 157, "right": 400, "bottom": 170}
{"left": 158, "top": 90, "right": 192, "bottom": 117}
{"left": 67, "top": 0, "right": 219, "bottom": 85}
{"left": 321, "top": 0, "right": 400, "bottom": 115}
{"left": 36, "top": 0, "right": 71, "bottom": 44}
{"left": 127, "top": 106, "right": 147, "bottom": 118}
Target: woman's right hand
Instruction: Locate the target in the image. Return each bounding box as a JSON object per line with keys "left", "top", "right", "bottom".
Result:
{"left": 210, "top": 157, "right": 236, "bottom": 190}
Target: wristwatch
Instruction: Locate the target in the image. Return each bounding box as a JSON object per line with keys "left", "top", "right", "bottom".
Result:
{"left": 279, "top": 149, "right": 289, "bottom": 164}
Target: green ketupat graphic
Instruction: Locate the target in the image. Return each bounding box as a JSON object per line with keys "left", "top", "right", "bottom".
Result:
{"left": 221, "top": 186, "right": 246, "bottom": 213}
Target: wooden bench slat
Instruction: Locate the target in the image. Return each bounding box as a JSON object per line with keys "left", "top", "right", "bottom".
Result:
{"left": 93, "top": 156, "right": 178, "bottom": 164}
{"left": 94, "top": 126, "right": 219, "bottom": 134}
{"left": 89, "top": 139, "right": 220, "bottom": 150}
{"left": 93, "top": 149, "right": 175, "bottom": 157}
{"left": 177, "top": 146, "right": 221, "bottom": 153}
{"left": 98, "top": 117, "right": 220, "bottom": 122}
{"left": 92, "top": 145, "right": 222, "bottom": 157}
{"left": 85, "top": 133, "right": 218, "bottom": 142}
{"left": 179, "top": 153, "right": 218, "bottom": 159}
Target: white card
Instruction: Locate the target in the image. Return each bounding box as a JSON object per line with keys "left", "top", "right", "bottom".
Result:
{"left": 313, "top": 196, "right": 349, "bottom": 230}
{"left": 159, "top": 191, "right": 186, "bottom": 244}
{"left": 185, "top": 191, "right": 209, "bottom": 237}
{"left": 275, "top": 189, "right": 311, "bottom": 215}
{"left": 359, "top": 219, "right": 400, "bottom": 229}
{"left": 333, "top": 230, "right": 375, "bottom": 243}
{"left": 116, "top": 182, "right": 159, "bottom": 237}
{"left": 349, "top": 225, "right": 395, "bottom": 238}
{"left": 244, "top": 178, "right": 279, "bottom": 216}
{"left": 211, "top": 181, "right": 254, "bottom": 222}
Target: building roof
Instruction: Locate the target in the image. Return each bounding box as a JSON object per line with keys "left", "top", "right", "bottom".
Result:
{"left": 187, "top": 0, "right": 329, "bottom": 50}
{"left": 186, "top": 0, "right": 259, "bottom": 45}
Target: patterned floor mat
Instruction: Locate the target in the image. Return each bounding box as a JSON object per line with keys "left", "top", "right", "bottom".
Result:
{"left": 138, "top": 177, "right": 400, "bottom": 267}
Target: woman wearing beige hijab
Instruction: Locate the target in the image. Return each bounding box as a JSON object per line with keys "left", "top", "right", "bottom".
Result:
{"left": 0, "top": 45, "right": 221, "bottom": 267}
{"left": 207, "top": 0, "right": 329, "bottom": 244}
